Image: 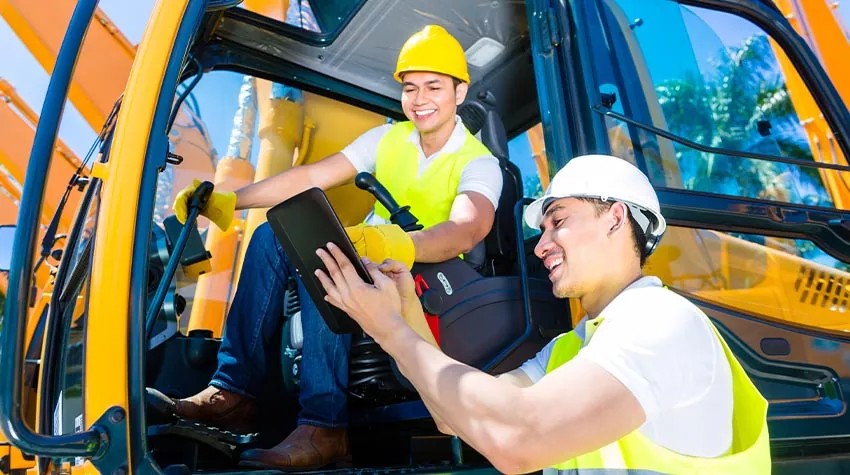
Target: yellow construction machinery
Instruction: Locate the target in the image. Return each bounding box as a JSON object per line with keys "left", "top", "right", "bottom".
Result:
{"left": 5, "top": 0, "right": 850, "bottom": 474}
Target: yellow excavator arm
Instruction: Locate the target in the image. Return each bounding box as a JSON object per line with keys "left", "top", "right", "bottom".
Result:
{"left": 0, "top": 0, "right": 217, "bottom": 219}
{"left": 0, "top": 79, "right": 86, "bottom": 233}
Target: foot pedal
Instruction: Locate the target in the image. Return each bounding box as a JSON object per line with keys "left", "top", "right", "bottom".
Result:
{"left": 148, "top": 419, "right": 258, "bottom": 458}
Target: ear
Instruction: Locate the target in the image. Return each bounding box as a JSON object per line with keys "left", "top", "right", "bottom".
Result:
{"left": 607, "top": 202, "right": 628, "bottom": 236}
{"left": 455, "top": 81, "right": 469, "bottom": 106}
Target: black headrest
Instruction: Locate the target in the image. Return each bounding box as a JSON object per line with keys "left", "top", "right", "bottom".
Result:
{"left": 458, "top": 91, "right": 509, "bottom": 165}
{"left": 459, "top": 101, "right": 486, "bottom": 135}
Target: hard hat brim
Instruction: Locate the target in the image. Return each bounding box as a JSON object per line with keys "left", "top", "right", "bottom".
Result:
{"left": 523, "top": 195, "right": 550, "bottom": 230}
{"left": 523, "top": 194, "right": 667, "bottom": 237}
{"left": 394, "top": 68, "right": 470, "bottom": 84}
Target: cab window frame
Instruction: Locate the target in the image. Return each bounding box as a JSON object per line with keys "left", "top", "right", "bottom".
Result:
{"left": 560, "top": 0, "right": 850, "bottom": 336}
{"left": 573, "top": 0, "right": 850, "bottom": 197}
{"left": 237, "top": 0, "right": 369, "bottom": 47}
{"left": 39, "top": 175, "right": 102, "bottom": 440}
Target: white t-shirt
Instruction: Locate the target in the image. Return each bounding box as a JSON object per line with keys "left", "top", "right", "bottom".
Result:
{"left": 341, "top": 116, "right": 503, "bottom": 226}
{"left": 519, "top": 276, "right": 733, "bottom": 458}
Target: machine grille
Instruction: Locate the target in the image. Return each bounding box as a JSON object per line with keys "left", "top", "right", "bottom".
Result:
{"left": 794, "top": 265, "right": 849, "bottom": 312}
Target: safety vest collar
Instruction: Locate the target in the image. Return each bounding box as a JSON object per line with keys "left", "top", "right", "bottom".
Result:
{"left": 402, "top": 114, "right": 469, "bottom": 161}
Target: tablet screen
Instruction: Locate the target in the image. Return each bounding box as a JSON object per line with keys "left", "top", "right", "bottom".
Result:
{"left": 266, "top": 187, "right": 372, "bottom": 334}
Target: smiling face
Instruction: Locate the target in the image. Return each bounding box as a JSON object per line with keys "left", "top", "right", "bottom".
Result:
{"left": 534, "top": 197, "right": 638, "bottom": 299}
{"left": 400, "top": 71, "right": 467, "bottom": 135}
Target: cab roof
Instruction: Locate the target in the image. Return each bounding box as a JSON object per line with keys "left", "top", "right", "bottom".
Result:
{"left": 196, "top": 0, "right": 540, "bottom": 136}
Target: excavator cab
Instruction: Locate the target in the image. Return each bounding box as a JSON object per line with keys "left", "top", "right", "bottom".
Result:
{"left": 6, "top": 0, "right": 850, "bottom": 474}
{"left": 141, "top": 76, "right": 570, "bottom": 470}
{"left": 137, "top": 1, "right": 568, "bottom": 469}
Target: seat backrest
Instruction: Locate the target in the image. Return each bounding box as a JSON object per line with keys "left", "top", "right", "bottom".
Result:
{"left": 458, "top": 91, "right": 523, "bottom": 275}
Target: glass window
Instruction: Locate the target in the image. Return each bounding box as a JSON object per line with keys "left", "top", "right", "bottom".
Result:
{"left": 160, "top": 71, "right": 392, "bottom": 335}
{"left": 647, "top": 225, "right": 850, "bottom": 332}
{"left": 51, "top": 180, "right": 100, "bottom": 440}
{"left": 162, "top": 70, "right": 550, "bottom": 336}
{"left": 508, "top": 122, "right": 548, "bottom": 239}
{"left": 595, "top": 0, "right": 839, "bottom": 208}
{"left": 239, "top": 0, "right": 365, "bottom": 41}
{"left": 835, "top": 0, "right": 850, "bottom": 42}
{"left": 0, "top": 226, "right": 12, "bottom": 275}
{"left": 586, "top": 0, "right": 850, "bottom": 332}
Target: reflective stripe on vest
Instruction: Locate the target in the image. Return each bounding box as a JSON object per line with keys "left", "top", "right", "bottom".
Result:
{"left": 544, "top": 316, "right": 771, "bottom": 474}
{"left": 374, "top": 121, "right": 491, "bottom": 230}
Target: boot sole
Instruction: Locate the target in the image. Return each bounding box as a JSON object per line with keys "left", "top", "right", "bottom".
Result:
{"left": 238, "top": 454, "right": 352, "bottom": 472}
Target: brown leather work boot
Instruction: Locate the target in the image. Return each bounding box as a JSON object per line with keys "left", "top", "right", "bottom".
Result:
{"left": 238, "top": 424, "right": 351, "bottom": 471}
{"left": 171, "top": 385, "right": 259, "bottom": 434}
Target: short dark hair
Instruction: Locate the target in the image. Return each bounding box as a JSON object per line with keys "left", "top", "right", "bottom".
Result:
{"left": 399, "top": 71, "right": 463, "bottom": 89}
{"left": 576, "top": 197, "right": 649, "bottom": 266}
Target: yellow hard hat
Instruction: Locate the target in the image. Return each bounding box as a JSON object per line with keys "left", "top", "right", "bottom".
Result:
{"left": 394, "top": 25, "right": 470, "bottom": 84}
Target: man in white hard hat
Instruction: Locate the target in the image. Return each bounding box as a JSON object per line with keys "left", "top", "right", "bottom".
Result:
{"left": 314, "top": 154, "right": 770, "bottom": 474}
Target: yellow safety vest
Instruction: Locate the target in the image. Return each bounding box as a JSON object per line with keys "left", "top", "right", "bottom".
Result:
{"left": 374, "top": 121, "right": 492, "bottom": 230}
{"left": 544, "top": 316, "right": 771, "bottom": 474}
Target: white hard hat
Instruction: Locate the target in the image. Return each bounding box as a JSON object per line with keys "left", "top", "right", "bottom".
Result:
{"left": 524, "top": 154, "right": 666, "bottom": 242}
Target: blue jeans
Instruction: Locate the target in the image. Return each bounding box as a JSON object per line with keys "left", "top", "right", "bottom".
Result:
{"left": 210, "top": 222, "right": 352, "bottom": 428}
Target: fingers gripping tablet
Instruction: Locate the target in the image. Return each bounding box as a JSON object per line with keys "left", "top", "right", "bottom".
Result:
{"left": 266, "top": 187, "right": 373, "bottom": 334}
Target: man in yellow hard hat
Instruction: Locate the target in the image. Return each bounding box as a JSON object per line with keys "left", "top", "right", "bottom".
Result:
{"left": 168, "top": 25, "right": 503, "bottom": 470}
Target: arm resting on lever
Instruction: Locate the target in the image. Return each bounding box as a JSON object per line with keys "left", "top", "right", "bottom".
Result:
{"left": 235, "top": 153, "right": 358, "bottom": 210}
{"left": 409, "top": 191, "right": 495, "bottom": 263}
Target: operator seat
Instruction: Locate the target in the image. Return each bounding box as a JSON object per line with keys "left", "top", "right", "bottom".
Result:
{"left": 458, "top": 91, "right": 523, "bottom": 276}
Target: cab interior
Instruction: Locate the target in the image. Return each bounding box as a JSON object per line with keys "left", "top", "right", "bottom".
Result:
{"left": 21, "top": 0, "right": 850, "bottom": 473}
{"left": 141, "top": 1, "right": 572, "bottom": 471}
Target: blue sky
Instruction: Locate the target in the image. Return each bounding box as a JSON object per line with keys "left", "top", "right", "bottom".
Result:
{"left": 0, "top": 1, "right": 261, "bottom": 165}
{"left": 0, "top": 0, "right": 155, "bottom": 161}
{"left": 0, "top": 1, "right": 538, "bottom": 182}
{"left": 2, "top": 1, "right": 850, "bottom": 279}
{"left": 3, "top": 1, "right": 846, "bottom": 193}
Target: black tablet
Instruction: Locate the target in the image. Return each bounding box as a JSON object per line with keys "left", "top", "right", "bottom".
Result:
{"left": 266, "top": 187, "right": 372, "bottom": 334}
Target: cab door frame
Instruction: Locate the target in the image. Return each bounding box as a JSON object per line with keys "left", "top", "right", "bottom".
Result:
{"left": 530, "top": 0, "right": 850, "bottom": 461}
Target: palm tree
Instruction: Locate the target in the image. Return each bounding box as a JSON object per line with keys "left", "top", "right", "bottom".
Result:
{"left": 656, "top": 33, "right": 830, "bottom": 208}
{"left": 655, "top": 32, "right": 842, "bottom": 268}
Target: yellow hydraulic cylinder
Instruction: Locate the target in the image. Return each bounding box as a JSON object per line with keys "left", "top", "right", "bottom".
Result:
{"left": 231, "top": 79, "right": 304, "bottom": 291}
{"left": 186, "top": 157, "right": 255, "bottom": 336}
{"left": 187, "top": 75, "right": 259, "bottom": 336}
{"left": 769, "top": 0, "right": 850, "bottom": 208}
{"left": 769, "top": 39, "right": 850, "bottom": 208}
{"left": 527, "top": 123, "right": 550, "bottom": 190}
{"left": 240, "top": 0, "right": 289, "bottom": 21}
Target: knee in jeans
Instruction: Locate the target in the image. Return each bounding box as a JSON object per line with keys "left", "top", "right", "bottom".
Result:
{"left": 250, "top": 222, "right": 285, "bottom": 253}
{"left": 251, "top": 222, "right": 275, "bottom": 246}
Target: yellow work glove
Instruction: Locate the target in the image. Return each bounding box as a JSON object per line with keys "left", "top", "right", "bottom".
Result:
{"left": 172, "top": 179, "right": 237, "bottom": 231}
{"left": 344, "top": 223, "right": 416, "bottom": 270}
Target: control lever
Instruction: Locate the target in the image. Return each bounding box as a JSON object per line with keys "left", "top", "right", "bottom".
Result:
{"left": 355, "top": 172, "right": 423, "bottom": 232}
{"left": 145, "top": 181, "right": 214, "bottom": 339}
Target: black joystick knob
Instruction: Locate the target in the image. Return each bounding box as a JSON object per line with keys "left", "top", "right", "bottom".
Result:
{"left": 354, "top": 172, "right": 423, "bottom": 232}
